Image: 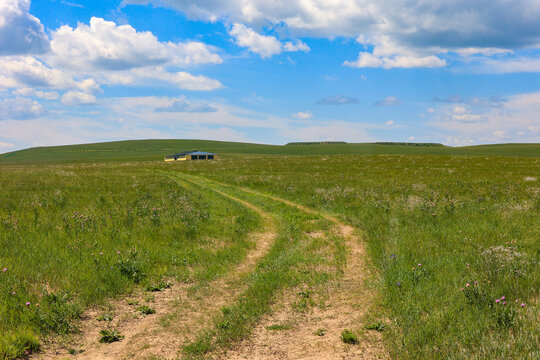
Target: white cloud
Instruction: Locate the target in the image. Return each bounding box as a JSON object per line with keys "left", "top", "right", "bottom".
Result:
{"left": 0, "top": 96, "right": 47, "bottom": 119}
{"left": 432, "top": 91, "right": 540, "bottom": 144}
{"left": 229, "top": 23, "right": 309, "bottom": 58}
{"left": 292, "top": 111, "right": 312, "bottom": 119}
{"left": 13, "top": 87, "right": 60, "bottom": 100}
{"left": 61, "top": 91, "right": 97, "bottom": 106}
{"left": 0, "top": 17, "right": 224, "bottom": 92}
{"left": 407, "top": 136, "right": 415, "bottom": 141}
{"left": 385, "top": 120, "right": 394, "bottom": 125}
{"left": 344, "top": 35, "right": 446, "bottom": 69}
{"left": 0, "top": 0, "right": 50, "bottom": 55}
{"left": 48, "top": 17, "right": 222, "bottom": 71}
{"left": 124, "top": 1, "right": 540, "bottom": 53}
{"left": 155, "top": 96, "right": 217, "bottom": 112}
{"left": 0, "top": 56, "right": 75, "bottom": 89}
{"left": 375, "top": 96, "right": 401, "bottom": 106}
{"left": 77, "top": 78, "right": 102, "bottom": 94}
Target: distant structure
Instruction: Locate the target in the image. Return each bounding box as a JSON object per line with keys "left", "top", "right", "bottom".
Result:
{"left": 164, "top": 150, "right": 216, "bottom": 162}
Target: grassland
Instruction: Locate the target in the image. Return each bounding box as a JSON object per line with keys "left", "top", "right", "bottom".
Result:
{"left": 1, "top": 139, "right": 540, "bottom": 165}
{"left": 0, "top": 141, "right": 539, "bottom": 359}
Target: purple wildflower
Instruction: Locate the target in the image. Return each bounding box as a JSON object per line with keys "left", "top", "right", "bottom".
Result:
{"left": 495, "top": 299, "right": 500, "bottom": 303}
{"left": 521, "top": 303, "right": 526, "bottom": 308}
{"left": 25, "top": 302, "right": 30, "bottom": 306}
{"left": 500, "top": 296, "right": 505, "bottom": 301}
{"left": 2, "top": 268, "right": 6, "bottom": 272}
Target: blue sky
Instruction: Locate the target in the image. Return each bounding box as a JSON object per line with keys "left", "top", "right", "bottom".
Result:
{"left": 1, "top": 0, "right": 539, "bottom": 151}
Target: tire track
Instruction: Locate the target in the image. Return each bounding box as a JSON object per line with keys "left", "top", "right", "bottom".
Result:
{"left": 180, "top": 174, "right": 388, "bottom": 359}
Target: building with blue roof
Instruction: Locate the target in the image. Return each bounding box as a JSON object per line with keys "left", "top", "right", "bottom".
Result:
{"left": 164, "top": 150, "right": 216, "bottom": 162}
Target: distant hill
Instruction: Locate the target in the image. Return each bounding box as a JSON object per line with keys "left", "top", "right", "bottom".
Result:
{"left": 1, "top": 139, "right": 539, "bottom": 165}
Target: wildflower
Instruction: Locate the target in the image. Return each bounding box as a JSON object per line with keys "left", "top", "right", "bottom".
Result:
{"left": 516, "top": 299, "right": 519, "bottom": 303}
{"left": 521, "top": 303, "right": 526, "bottom": 308}
{"left": 117, "top": 251, "right": 121, "bottom": 255}
{"left": 412, "top": 267, "right": 416, "bottom": 271}
{"left": 2, "top": 268, "right": 6, "bottom": 272}
{"left": 36, "top": 304, "right": 40, "bottom": 307}
{"left": 474, "top": 281, "right": 478, "bottom": 285}
{"left": 11, "top": 291, "right": 15, "bottom": 295}
{"left": 99, "top": 252, "right": 103, "bottom": 255}
{"left": 460, "top": 288, "right": 464, "bottom": 291}
{"left": 503, "top": 301, "right": 506, "bottom": 305}
{"left": 418, "top": 263, "right": 421, "bottom": 267}
{"left": 397, "top": 282, "right": 401, "bottom": 287}
{"left": 25, "top": 302, "right": 30, "bottom": 306}
{"left": 466, "top": 283, "right": 470, "bottom": 287}
{"left": 495, "top": 299, "right": 500, "bottom": 303}
{"left": 500, "top": 296, "right": 505, "bottom": 301}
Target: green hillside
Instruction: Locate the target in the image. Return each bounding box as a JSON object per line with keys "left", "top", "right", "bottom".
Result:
{"left": 1, "top": 139, "right": 539, "bottom": 165}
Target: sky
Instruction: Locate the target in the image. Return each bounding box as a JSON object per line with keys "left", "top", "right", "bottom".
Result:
{"left": 0, "top": 0, "right": 539, "bottom": 152}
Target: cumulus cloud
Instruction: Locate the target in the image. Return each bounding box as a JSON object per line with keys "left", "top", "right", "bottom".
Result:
{"left": 385, "top": 120, "right": 394, "bottom": 125}
{"left": 125, "top": 1, "right": 540, "bottom": 70}
{"left": 0, "top": 17, "right": 224, "bottom": 92}
{"left": 375, "top": 96, "right": 401, "bottom": 106}
{"left": 13, "top": 87, "right": 60, "bottom": 100}
{"left": 317, "top": 95, "right": 358, "bottom": 105}
{"left": 292, "top": 111, "right": 313, "bottom": 119}
{"left": 124, "top": 1, "right": 540, "bottom": 50}
{"left": 0, "top": 56, "right": 75, "bottom": 89}
{"left": 0, "top": 0, "right": 50, "bottom": 55}
{"left": 431, "top": 91, "right": 540, "bottom": 144}
{"left": 48, "top": 17, "right": 222, "bottom": 71}
{"left": 229, "top": 23, "right": 309, "bottom": 58}
{"left": 0, "top": 97, "right": 47, "bottom": 120}
{"left": 61, "top": 91, "right": 97, "bottom": 106}
{"left": 155, "top": 96, "right": 217, "bottom": 112}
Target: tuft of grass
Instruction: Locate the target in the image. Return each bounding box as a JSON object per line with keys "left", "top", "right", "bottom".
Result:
{"left": 98, "top": 329, "right": 124, "bottom": 343}
{"left": 137, "top": 305, "right": 156, "bottom": 315}
{"left": 365, "top": 322, "right": 386, "bottom": 331}
{"left": 145, "top": 281, "right": 172, "bottom": 292}
{"left": 96, "top": 314, "right": 113, "bottom": 321}
{"left": 313, "top": 328, "right": 326, "bottom": 336}
{"left": 341, "top": 329, "right": 359, "bottom": 344}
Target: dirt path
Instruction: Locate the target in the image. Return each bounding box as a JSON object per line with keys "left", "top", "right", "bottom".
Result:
{"left": 31, "top": 174, "right": 278, "bottom": 360}
{"left": 185, "top": 175, "right": 388, "bottom": 359}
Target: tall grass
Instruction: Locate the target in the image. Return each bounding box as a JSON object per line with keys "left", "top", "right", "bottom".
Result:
{"left": 0, "top": 165, "right": 259, "bottom": 358}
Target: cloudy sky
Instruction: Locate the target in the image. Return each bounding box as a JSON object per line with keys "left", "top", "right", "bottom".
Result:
{"left": 1, "top": 0, "right": 539, "bottom": 152}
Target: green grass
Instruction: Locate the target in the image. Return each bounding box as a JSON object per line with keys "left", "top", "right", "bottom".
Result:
{"left": 0, "top": 164, "right": 260, "bottom": 359}
{"left": 177, "top": 154, "right": 540, "bottom": 359}
{"left": 0, "top": 143, "right": 539, "bottom": 359}
{"left": 1, "top": 139, "right": 539, "bottom": 165}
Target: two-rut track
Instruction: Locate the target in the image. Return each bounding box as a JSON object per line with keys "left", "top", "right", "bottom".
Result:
{"left": 31, "top": 171, "right": 386, "bottom": 360}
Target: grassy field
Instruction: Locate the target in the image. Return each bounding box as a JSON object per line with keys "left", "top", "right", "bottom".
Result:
{"left": 0, "top": 142, "right": 539, "bottom": 359}
{"left": 1, "top": 139, "right": 540, "bottom": 165}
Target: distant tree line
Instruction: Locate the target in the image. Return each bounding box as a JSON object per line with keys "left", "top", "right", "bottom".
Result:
{"left": 375, "top": 142, "right": 445, "bottom": 147}
{"left": 285, "top": 141, "right": 348, "bottom": 146}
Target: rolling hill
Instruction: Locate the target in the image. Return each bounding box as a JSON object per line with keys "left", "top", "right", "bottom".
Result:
{"left": 1, "top": 139, "right": 539, "bottom": 165}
